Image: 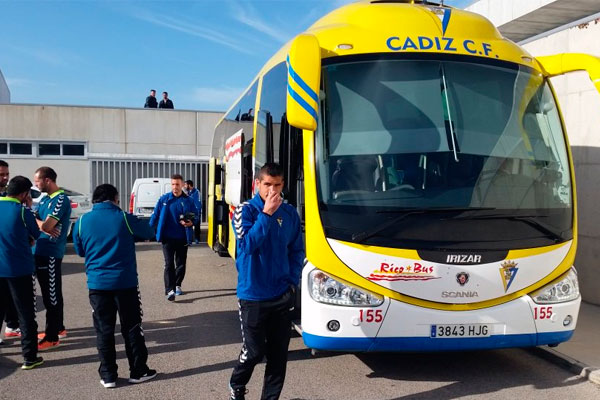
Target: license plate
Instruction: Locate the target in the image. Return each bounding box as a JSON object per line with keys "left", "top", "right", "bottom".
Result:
{"left": 430, "top": 324, "right": 490, "bottom": 338}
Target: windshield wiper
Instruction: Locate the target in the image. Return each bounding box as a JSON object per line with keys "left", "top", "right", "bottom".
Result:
{"left": 453, "top": 214, "right": 564, "bottom": 242}
{"left": 351, "top": 207, "right": 495, "bottom": 243}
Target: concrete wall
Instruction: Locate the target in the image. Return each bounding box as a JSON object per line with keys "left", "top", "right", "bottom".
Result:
{"left": 0, "top": 69, "right": 9, "bottom": 104}
{"left": 0, "top": 104, "right": 222, "bottom": 199}
{"left": 522, "top": 23, "right": 600, "bottom": 305}
{"left": 0, "top": 104, "right": 222, "bottom": 156}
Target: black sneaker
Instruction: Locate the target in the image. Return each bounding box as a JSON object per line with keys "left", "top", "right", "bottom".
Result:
{"left": 21, "top": 357, "right": 44, "bottom": 370}
{"left": 128, "top": 369, "right": 157, "bottom": 384}
{"left": 230, "top": 387, "right": 248, "bottom": 400}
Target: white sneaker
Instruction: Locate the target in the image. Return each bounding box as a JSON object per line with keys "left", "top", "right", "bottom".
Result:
{"left": 100, "top": 380, "right": 116, "bottom": 388}
{"left": 166, "top": 290, "right": 175, "bottom": 301}
{"left": 175, "top": 286, "right": 183, "bottom": 296}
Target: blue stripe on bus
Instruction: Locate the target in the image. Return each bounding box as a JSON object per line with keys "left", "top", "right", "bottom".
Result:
{"left": 287, "top": 55, "right": 319, "bottom": 104}
{"left": 302, "top": 330, "right": 574, "bottom": 352}
{"left": 287, "top": 84, "right": 318, "bottom": 122}
{"left": 441, "top": 9, "right": 452, "bottom": 36}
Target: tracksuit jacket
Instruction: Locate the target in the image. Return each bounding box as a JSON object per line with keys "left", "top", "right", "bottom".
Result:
{"left": 73, "top": 202, "right": 155, "bottom": 290}
{"left": 149, "top": 192, "right": 198, "bottom": 242}
{"left": 0, "top": 197, "right": 40, "bottom": 277}
{"left": 233, "top": 193, "right": 305, "bottom": 301}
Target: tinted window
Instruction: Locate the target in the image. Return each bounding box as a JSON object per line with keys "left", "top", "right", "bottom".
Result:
{"left": 39, "top": 143, "right": 61, "bottom": 156}
{"left": 212, "top": 81, "right": 258, "bottom": 159}
{"left": 62, "top": 144, "right": 85, "bottom": 156}
{"left": 259, "top": 62, "right": 287, "bottom": 165}
{"left": 0, "top": 143, "right": 6, "bottom": 154}
{"left": 9, "top": 143, "right": 32, "bottom": 155}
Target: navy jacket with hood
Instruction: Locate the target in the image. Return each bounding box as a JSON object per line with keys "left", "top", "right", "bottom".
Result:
{"left": 233, "top": 193, "right": 305, "bottom": 301}
{"left": 149, "top": 191, "right": 198, "bottom": 242}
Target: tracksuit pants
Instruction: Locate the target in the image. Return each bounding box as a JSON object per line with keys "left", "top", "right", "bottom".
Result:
{"left": 35, "top": 255, "right": 65, "bottom": 341}
{"left": 0, "top": 275, "right": 38, "bottom": 362}
{"left": 230, "top": 288, "right": 294, "bottom": 400}
{"left": 161, "top": 239, "right": 188, "bottom": 294}
{"left": 0, "top": 279, "right": 20, "bottom": 329}
{"left": 89, "top": 287, "right": 150, "bottom": 382}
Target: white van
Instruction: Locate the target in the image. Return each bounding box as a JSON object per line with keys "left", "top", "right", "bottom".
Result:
{"left": 129, "top": 178, "right": 171, "bottom": 218}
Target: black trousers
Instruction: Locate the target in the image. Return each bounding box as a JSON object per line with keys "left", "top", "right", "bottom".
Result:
{"left": 0, "top": 279, "right": 20, "bottom": 329}
{"left": 89, "top": 287, "right": 150, "bottom": 382}
{"left": 161, "top": 239, "right": 188, "bottom": 294}
{"left": 230, "top": 289, "right": 294, "bottom": 400}
{"left": 35, "top": 255, "right": 65, "bottom": 341}
{"left": 194, "top": 221, "right": 201, "bottom": 242}
{"left": 0, "top": 275, "right": 38, "bottom": 361}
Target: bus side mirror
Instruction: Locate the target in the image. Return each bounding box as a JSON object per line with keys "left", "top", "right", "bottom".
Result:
{"left": 286, "top": 34, "right": 321, "bottom": 131}
{"left": 536, "top": 53, "right": 600, "bottom": 96}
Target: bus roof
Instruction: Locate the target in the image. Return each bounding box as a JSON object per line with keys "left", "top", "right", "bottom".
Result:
{"left": 260, "top": 0, "right": 535, "bottom": 75}
{"left": 221, "top": 0, "right": 538, "bottom": 125}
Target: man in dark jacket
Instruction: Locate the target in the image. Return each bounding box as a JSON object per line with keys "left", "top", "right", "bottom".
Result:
{"left": 0, "top": 176, "right": 43, "bottom": 370}
{"left": 229, "top": 163, "right": 304, "bottom": 400}
{"left": 158, "top": 91, "right": 174, "bottom": 109}
{"left": 73, "top": 184, "right": 157, "bottom": 388}
{"left": 149, "top": 174, "right": 197, "bottom": 300}
{"left": 144, "top": 89, "right": 158, "bottom": 108}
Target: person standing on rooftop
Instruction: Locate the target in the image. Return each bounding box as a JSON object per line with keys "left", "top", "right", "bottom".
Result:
{"left": 158, "top": 91, "right": 174, "bottom": 109}
{"left": 144, "top": 89, "right": 158, "bottom": 108}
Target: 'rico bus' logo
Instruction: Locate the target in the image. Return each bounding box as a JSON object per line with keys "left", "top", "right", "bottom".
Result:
{"left": 368, "top": 262, "right": 440, "bottom": 282}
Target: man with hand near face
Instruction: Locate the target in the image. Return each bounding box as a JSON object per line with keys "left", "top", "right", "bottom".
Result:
{"left": 149, "top": 174, "right": 197, "bottom": 301}
{"left": 228, "top": 163, "right": 304, "bottom": 400}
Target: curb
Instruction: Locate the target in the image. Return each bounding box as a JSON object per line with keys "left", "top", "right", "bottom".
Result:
{"left": 528, "top": 346, "right": 600, "bottom": 386}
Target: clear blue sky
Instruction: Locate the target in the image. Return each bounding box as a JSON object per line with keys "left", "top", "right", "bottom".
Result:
{"left": 0, "top": 0, "right": 472, "bottom": 111}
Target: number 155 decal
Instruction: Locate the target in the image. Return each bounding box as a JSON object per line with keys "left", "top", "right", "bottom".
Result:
{"left": 534, "top": 306, "right": 553, "bottom": 320}
{"left": 359, "top": 309, "right": 383, "bottom": 323}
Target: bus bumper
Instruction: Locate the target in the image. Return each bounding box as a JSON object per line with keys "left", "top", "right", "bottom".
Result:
{"left": 301, "top": 288, "right": 581, "bottom": 352}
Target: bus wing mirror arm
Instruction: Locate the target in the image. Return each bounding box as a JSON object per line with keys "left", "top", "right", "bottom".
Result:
{"left": 286, "top": 34, "right": 321, "bottom": 131}
{"left": 536, "top": 53, "right": 600, "bottom": 96}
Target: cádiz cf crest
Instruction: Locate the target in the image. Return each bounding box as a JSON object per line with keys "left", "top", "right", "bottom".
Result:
{"left": 500, "top": 260, "right": 519, "bottom": 292}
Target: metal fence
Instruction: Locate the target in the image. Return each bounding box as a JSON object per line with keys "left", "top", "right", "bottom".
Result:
{"left": 90, "top": 159, "right": 208, "bottom": 223}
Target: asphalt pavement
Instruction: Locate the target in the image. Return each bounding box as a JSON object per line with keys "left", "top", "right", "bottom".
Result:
{"left": 0, "top": 242, "right": 598, "bottom": 399}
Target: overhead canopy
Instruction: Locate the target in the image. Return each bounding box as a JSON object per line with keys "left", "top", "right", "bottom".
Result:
{"left": 467, "top": 0, "right": 600, "bottom": 43}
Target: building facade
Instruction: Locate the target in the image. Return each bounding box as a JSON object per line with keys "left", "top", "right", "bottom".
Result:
{"left": 0, "top": 104, "right": 222, "bottom": 222}
{"left": 0, "top": 68, "right": 9, "bottom": 104}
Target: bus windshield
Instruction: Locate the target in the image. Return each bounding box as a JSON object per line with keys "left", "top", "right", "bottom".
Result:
{"left": 316, "top": 56, "right": 573, "bottom": 250}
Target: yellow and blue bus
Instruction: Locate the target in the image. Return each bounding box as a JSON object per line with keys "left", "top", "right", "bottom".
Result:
{"left": 208, "top": 0, "right": 600, "bottom": 351}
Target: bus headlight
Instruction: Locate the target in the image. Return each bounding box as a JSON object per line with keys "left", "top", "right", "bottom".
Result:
{"left": 531, "top": 268, "right": 580, "bottom": 304}
{"left": 308, "top": 269, "right": 383, "bottom": 307}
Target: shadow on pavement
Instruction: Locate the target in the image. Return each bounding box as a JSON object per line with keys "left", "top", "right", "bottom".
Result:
{"left": 355, "top": 350, "right": 589, "bottom": 399}
{"left": 39, "top": 310, "right": 244, "bottom": 369}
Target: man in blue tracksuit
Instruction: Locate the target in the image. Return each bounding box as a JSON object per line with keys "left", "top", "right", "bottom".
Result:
{"left": 149, "top": 174, "right": 198, "bottom": 300}
{"left": 229, "top": 163, "right": 305, "bottom": 400}
{"left": 0, "top": 176, "right": 43, "bottom": 370}
{"left": 0, "top": 160, "right": 23, "bottom": 343}
{"left": 33, "top": 166, "right": 71, "bottom": 350}
{"left": 184, "top": 179, "right": 202, "bottom": 245}
{"left": 73, "top": 184, "right": 157, "bottom": 388}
